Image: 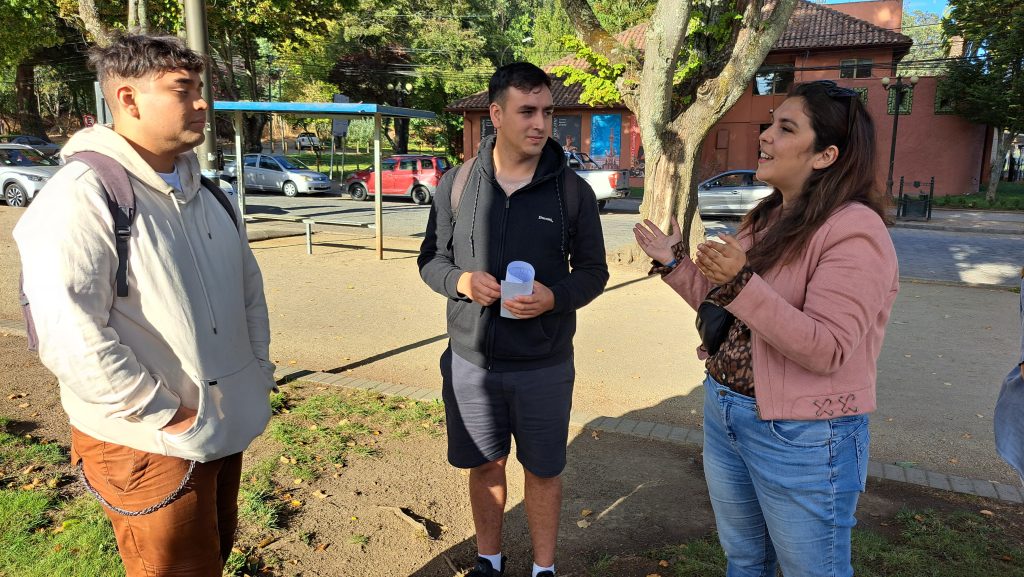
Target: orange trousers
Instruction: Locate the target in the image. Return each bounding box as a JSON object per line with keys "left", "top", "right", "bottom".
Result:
{"left": 71, "top": 428, "right": 242, "bottom": 577}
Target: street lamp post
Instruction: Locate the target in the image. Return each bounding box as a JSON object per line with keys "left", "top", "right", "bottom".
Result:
{"left": 267, "top": 55, "right": 276, "bottom": 153}
{"left": 387, "top": 82, "right": 413, "bottom": 153}
{"left": 880, "top": 75, "right": 919, "bottom": 199}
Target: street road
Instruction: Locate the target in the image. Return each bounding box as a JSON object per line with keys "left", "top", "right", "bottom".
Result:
{"left": 244, "top": 191, "right": 1024, "bottom": 286}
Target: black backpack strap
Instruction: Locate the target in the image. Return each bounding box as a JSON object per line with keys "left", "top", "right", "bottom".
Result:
{"left": 564, "top": 170, "right": 580, "bottom": 240}
{"left": 68, "top": 152, "right": 135, "bottom": 298}
{"left": 199, "top": 175, "right": 238, "bottom": 228}
{"left": 450, "top": 156, "right": 478, "bottom": 224}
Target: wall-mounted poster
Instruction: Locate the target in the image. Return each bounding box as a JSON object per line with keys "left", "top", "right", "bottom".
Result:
{"left": 590, "top": 114, "right": 621, "bottom": 169}
{"left": 481, "top": 117, "right": 495, "bottom": 139}
{"left": 553, "top": 115, "right": 582, "bottom": 153}
{"left": 629, "top": 115, "right": 644, "bottom": 178}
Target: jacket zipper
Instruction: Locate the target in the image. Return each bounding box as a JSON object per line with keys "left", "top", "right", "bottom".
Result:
{"left": 485, "top": 193, "right": 512, "bottom": 370}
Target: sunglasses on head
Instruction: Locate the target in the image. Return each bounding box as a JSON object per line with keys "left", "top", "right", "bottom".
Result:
{"left": 806, "top": 80, "right": 858, "bottom": 142}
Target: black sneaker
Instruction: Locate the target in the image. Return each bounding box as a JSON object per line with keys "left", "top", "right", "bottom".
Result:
{"left": 467, "top": 556, "right": 505, "bottom": 577}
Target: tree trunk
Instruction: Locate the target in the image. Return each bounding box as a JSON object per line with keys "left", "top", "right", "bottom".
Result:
{"left": 987, "top": 129, "right": 1016, "bottom": 203}
{"left": 78, "top": 0, "right": 117, "bottom": 46}
{"left": 15, "top": 63, "right": 46, "bottom": 137}
{"left": 395, "top": 118, "right": 409, "bottom": 154}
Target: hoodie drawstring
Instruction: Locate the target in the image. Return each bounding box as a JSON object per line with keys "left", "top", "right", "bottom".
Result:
{"left": 171, "top": 196, "right": 219, "bottom": 335}
{"left": 197, "top": 182, "right": 213, "bottom": 239}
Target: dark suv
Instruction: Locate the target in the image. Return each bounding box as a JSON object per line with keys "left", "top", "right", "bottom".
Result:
{"left": 343, "top": 155, "right": 450, "bottom": 205}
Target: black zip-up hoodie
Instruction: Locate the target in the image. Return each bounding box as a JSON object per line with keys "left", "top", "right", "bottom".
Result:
{"left": 418, "top": 135, "right": 609, "bottom": 371}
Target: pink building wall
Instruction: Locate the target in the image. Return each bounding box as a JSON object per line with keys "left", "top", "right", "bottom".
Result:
{"left": 699, "top": 55, "right": 988, "bottom": 196}
{"left": 829, "top": 0, "right": 903, "bottom": 31}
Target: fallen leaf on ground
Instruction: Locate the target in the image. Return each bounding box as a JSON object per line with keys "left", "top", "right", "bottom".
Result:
{"left": 289, "top": 500, "right": 303, "bottom": 508}
{"left": 659, "top": 560, "right": 670, "bottom": 567}
{"left": 576, "top": 520, "right": 590, "bottom": 528}
{"left": 980, "top": 509, "right": 994, "bottom": 517}
{"left": 581, "top": 509, "right": 593, "bottom": 517}
{"left": 590, "top": 431, "right": 600, "bottom": 440}
{"left": 17, "top": 402, "right": 29, "bottom": 408}
{"left": 313, "top": 490, "right": 328, "bottom": 499}
{"left": 258, "top": 537, "right": 278, "bottom": 548}
{"left": 7, "top": 393, "right": 25, "bottom": 399}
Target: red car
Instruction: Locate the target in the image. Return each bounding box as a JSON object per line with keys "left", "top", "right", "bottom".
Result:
{"left": 343, "top": 155, "right": 450, "bottom": 205}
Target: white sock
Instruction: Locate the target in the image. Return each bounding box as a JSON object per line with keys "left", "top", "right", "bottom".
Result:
{"left": 479, "top": 552, "right": 503, "bottom": 572}
{"left": 532, "top": 562, "right": 555, "bottom": 576}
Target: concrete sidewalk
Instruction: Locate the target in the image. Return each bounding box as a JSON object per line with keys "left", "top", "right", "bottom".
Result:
{"left": 890, "top": 208, "right": 1024, "bottom": 235}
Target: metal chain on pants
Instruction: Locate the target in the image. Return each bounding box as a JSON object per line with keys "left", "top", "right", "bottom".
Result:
{"left": 78, "top": 459, "right": 196, "bottom": 517}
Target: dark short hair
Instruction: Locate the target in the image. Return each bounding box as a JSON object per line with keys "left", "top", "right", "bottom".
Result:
{"left": 88, "top": 35, "right": 206, "bottom": 92}
{"left": 488, "top": 62, "right": 551, "bottom": 105}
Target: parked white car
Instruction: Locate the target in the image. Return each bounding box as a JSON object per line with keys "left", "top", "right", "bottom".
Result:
{"left": 295, "top": 132, "right": 323, "bottom": 151}
{"left": 564, "top": 151, "right": 630, "bottom": 209}
{"left": 0, "top": 144, "right": 60, "bottom": 207}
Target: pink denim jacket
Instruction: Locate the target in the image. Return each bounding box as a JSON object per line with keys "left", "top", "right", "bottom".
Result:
{"left": 664, "top": 203, "right": 899, "bottom": 420}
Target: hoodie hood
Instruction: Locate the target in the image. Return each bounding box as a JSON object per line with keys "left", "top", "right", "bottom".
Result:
{"left": 474, "top": 134, "right": 566, "bottom": 189}
{"left": 60, "top": 124, "right": 202, "bottom": 201}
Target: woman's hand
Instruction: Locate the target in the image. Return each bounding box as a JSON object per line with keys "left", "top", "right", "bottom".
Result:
{"left": 633, "top": 216, "right": 682, "bottom": 265}
{"left": 696, "top": 235, "right": 747, "bottom": 284}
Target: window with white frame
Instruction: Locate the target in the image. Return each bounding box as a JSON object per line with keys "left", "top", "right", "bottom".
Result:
{"left": 840, "top": 59, "right": 873, "bottom": 79}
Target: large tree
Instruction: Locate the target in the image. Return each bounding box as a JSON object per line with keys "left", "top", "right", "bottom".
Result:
{"left": 556, "top": 0, "right": 797, "bottom": 260}
{"left": 940, "top": 0, "right": 1024, "bottom": 202}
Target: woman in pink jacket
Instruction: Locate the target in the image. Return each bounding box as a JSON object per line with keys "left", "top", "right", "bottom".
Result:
{"left": 635, "top": 80, "right": 899, "bottom": 577}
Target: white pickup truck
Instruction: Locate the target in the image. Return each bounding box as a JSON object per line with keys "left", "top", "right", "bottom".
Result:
{"left": 565, "top": 151, "right": 630, "bottom": 209}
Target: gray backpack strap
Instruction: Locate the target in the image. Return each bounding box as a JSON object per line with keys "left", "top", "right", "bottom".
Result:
{"left": 68, "top": 152, "right": 135, "bottom": 297}
{"left": 450, "top": 156, "right": 478, "bottom": 224}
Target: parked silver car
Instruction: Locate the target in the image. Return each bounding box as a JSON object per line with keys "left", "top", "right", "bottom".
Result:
{"left": 697, "top": 170, "right": 773, "bottom": 217}
{"left": 0, "top": 144, "right": 60, "bottom": 207}
{"left": 222, "top": 154, "right": 332, "bottom": 197}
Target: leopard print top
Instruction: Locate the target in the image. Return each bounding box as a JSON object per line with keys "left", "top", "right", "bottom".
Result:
{"left": 705, "top": 266, "right": 754, "bottom": 397}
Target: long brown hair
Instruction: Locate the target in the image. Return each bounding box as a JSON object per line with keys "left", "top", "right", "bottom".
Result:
{"left": 741, "top": 81, "right": 885, "bottom": 273}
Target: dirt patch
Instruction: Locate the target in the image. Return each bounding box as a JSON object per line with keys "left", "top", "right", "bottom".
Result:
{"left": 2, "top": 332, "right": 1023, "bottom": 577}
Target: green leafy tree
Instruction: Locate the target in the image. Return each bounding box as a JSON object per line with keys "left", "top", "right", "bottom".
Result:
{"left": 556, "top": 0, "right": 797, "bottom": 258}
{"left": 940, "top": 0, "right": 1024, "bottom": 201}
{"left": 899, "top": 10, "right": 947, "bottom": 77}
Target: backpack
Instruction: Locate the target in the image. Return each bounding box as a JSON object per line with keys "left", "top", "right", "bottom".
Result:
{"left": 449, "top": 155, "right": 582, "bottom": 239}
{"left": 19, "top": 151, "right": 238, "bottom": 351}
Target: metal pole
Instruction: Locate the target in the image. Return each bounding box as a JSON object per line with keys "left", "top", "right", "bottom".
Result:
{"left": 267, "top": 57, "right": 275, "bottom": 153}
{"left": 234, "top": 111, "right": 246, "bottom": 215}
{"left": 885, "top": 78, "right": 903, "bottom": 200}
{"left": 340, "top": 135, "right": 346, "bottom": 182}
{"left": 329, "top": 134, "right": 335, "bottom": 180}
{"left": 374, "top": 113, "right": 383, "bottom": 260}
{"left": 183, "top": 0, "right": 217, "bottom": 177}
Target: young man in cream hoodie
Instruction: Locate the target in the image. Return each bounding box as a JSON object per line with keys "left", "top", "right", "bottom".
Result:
{"left": 13, "top": 35, "right": 274, "bottom": 576}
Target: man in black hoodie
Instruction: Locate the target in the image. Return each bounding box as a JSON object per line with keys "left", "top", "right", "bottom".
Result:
{"left": 418, "top": 63, "right": 609, "bottom": 577}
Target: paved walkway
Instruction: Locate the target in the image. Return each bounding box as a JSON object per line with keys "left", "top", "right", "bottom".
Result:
{"left": 891, "top": 208, "right": 1024, "bottom": 236}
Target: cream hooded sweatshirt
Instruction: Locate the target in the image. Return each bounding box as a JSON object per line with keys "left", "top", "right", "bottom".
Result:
{"left": 14, "top": 125, "right": 274, "bottom": 462}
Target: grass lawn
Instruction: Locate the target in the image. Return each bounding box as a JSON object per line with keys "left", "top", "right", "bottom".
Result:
{"left": 933, "top": 181, "right": 1024, "bottom": 210}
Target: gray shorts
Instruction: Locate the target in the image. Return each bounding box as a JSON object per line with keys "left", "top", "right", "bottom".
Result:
{"left": 440, "top": 348, "right": 575, "bottom": 478}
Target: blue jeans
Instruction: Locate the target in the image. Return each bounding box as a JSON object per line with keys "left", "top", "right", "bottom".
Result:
{"left": 702, "top": 374, "right": 869, "bottom": 577}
